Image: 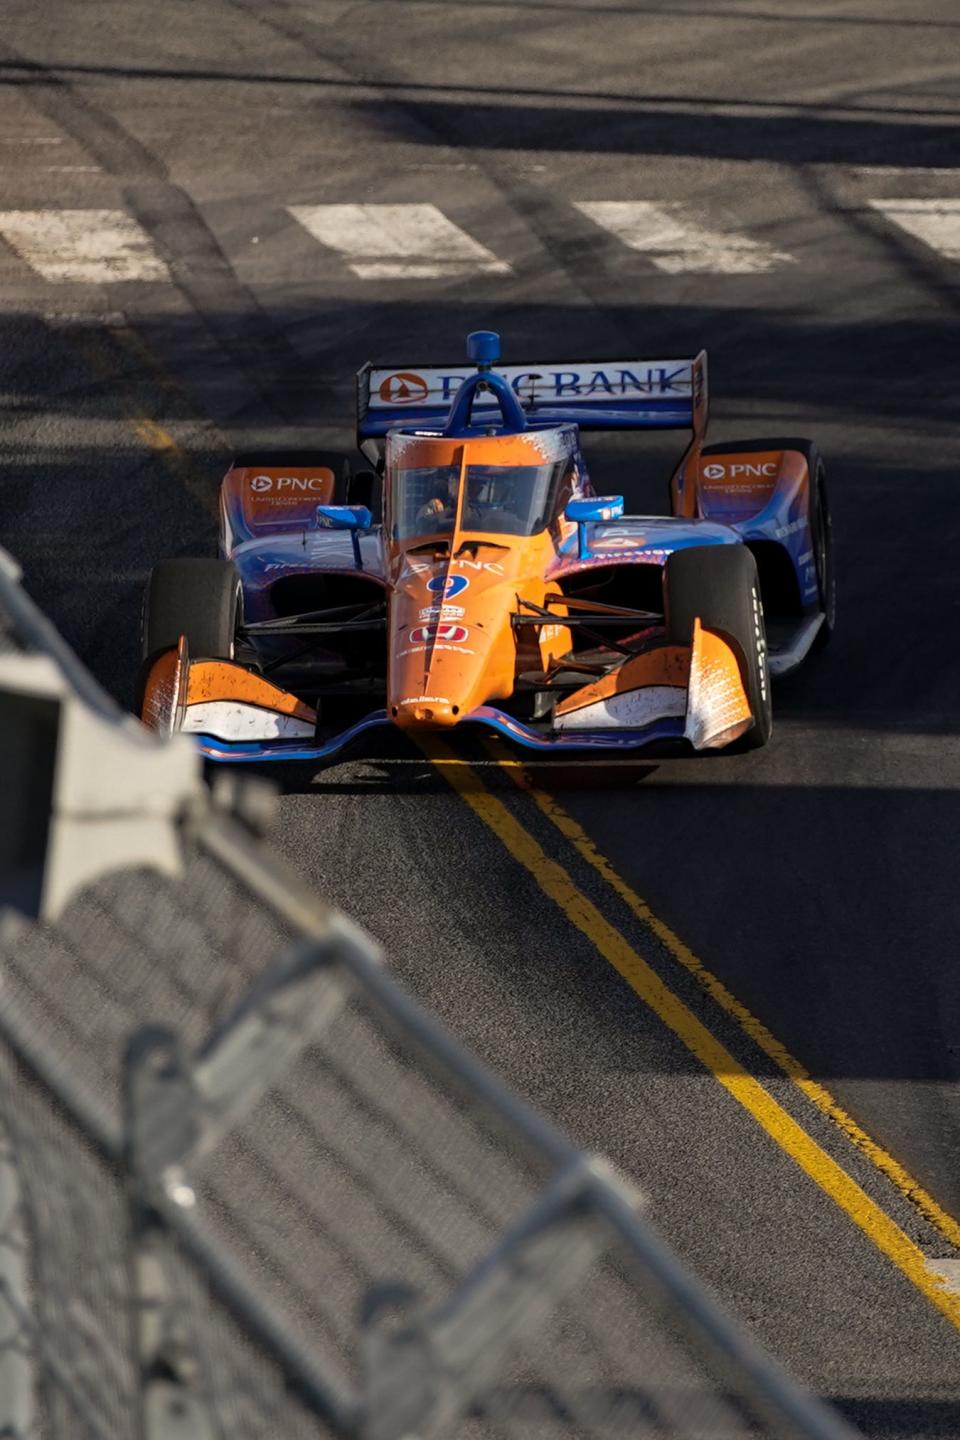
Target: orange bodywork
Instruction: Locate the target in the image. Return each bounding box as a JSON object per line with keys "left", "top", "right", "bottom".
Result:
{"left": 140, "top": 636, "right": 189, "bottom": 735}
{"left": 385, "top": 431, "right": 575, "bottom": 728}
{"left": 186, "top": 661, "right": 316, "bottom": 722}
{"left": 685, "top": 619, "right": 753, "bottom": 748}
{"left": 555, "top": 645, "right": 690, "bottom": 721}
{"left": 552, "top": 620, "right": 753, "bottom": 749}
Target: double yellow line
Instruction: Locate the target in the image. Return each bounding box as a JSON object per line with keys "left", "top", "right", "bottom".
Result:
{"left": 423, "top": 736, "right": 960, "bottom": 1329}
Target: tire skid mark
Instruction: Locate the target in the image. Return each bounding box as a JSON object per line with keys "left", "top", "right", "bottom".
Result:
{"left": 0, "top": 42, "right": 333, "bottom": 426}
{"left": 220, "top": 0, "right": 642, "bottom": 351}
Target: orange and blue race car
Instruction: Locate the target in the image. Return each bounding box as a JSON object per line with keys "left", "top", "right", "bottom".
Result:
{"left": 138, "top": 331, "right": 835, "bottom": 760}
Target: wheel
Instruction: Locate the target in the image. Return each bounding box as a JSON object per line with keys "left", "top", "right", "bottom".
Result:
{"left": 141, "top": 557, "right": 241, "bottom": 665}
{"left": 664, "top": 544, "right": 772, "bottom": 750}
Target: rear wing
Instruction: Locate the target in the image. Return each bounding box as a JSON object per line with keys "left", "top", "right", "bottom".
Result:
{"left": 357, "top": 353, "right": 708, "bottom": 450}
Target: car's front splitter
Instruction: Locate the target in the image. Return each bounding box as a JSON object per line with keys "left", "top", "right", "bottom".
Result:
{"left": 194, "top": 705, "right": 687, "bottom": 763}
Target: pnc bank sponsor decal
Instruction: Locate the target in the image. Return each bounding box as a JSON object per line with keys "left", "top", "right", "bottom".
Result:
{"left": 703, "top": 461, "right": 778, "bottom": 482}
{"left": 370, "top": 361, "right": 692, "bottom": 408}
{"left": 402, "top": 557, "right": 504, "bottom": 580}
{"left": 378, "top": 371, "right": 429, "bottom": 404}
{"left": 249, "top": 473, "right": 332, "bottom": 494}
{"left": 409, "top": 623, "right": 469, "bottom": 645}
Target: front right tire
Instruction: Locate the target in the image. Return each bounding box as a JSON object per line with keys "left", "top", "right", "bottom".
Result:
{"left": 664, "top": 544, "right": 772, "bottom": 750}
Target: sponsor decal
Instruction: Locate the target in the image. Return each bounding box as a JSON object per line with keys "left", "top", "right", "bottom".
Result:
{"left": 398, "top": 643, "right": 475, "bottom": 660}
{"left": 570, "top": 547, "right": 671, "bottom": 567}
{"left": 426, "top": 573, "right": 470, "bottom": 599}
{"left": 399, "top": 696, "right": 450, "bottom": 706}
{"left": 249, "top": 474, "right": 331, "bottom": 494}
{"left": 401, "top": 557, "right": 504, "bottom": 580}
{"left": 418, "top": 604, "right": 465, "bottom": 621}
{"left": 378, "top": 371, "right": 429, "bottom": 404}
{"left": 594, "top": 535, "right": 648, "bottom": 550}
{"left": 370, "top": 361, "right": 692, "bottom": 408}
{"left": 774, "top": 516, "right": 807, "bottom": 540}
{"left": 703, "top": 461, "right": 777, "bottom": 482}
{"left": 409, "top": 623, "right": 469, "bottom": 645}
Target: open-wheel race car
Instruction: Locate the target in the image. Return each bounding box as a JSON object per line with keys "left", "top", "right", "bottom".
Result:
{"left": 138, "top": 331, "right": 835, "bottom": 761}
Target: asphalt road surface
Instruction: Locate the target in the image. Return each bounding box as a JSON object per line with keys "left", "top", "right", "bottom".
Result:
{"left": 2, "top": 2, "right": 960, "bottom": 1434}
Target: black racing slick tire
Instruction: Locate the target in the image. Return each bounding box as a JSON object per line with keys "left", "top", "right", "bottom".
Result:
{"left": 141, "top": 557, "right": 241, "bottom": 665}
{"left": 664, "top": 544, "right": 772, "bottom": 750}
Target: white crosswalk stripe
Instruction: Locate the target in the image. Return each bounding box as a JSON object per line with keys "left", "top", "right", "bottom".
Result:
{"left": 573, "top": 200, "right": 796, "bottom": 275}
{"left": 4, "top": 194, "right": 959, "bottom": 290}
{"left": 868, "top": 199, "right": 960, "bottom": 262}
{"left": 0, "top": 209, "right": 169, "bottom": 282}
{"left": 287, "top": 202, "right": 511, "bottom": 279}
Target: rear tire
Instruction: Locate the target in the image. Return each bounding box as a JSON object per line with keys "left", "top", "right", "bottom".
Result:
{"left": 141, "top": 557, "right": 241, "bottom": 665}
{"left": 664, "top": 544, "right": 772, "bottom": 750}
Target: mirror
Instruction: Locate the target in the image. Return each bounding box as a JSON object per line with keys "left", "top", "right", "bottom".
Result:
{"left": 315, "top": 504, "right": 373, "bottom": 531}
{"left": 565, "top": 496, "right": 624, "bottom": 524}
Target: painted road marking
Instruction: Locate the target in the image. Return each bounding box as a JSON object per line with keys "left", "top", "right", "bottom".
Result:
{"left": 288, "top": 203, "right": 511, "bottom": 279}
{"left": 493, "top": 754, "right": 960, "bottom": 1254}
{"left": 422, "top": 735, "right": 960, "bottom": 1329}
{"left": 574, "top": 200, "right": 796, "bottom": 274}
{"left": 868, "top": 199, "right": 960, "bottom": 261}
{"left": 0, "top": 210, "right": 170, "bottom": 283}
{"left": 930, "top": 1259, "right": 960, "bottom": 1297}
{"left": 853, "top": 167, "right": 960, "bottom": 177}
{"left": 70, "top": 326, "right": 217, "bottom": 517}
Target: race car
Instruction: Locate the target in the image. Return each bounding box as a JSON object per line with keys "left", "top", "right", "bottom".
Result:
{"left": 138, "top": 330, "right": 835, "bottom": 761}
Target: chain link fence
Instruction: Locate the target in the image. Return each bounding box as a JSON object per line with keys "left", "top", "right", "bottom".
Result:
{"left": 0, "top": 546, "right": 859, "bottom": 1440}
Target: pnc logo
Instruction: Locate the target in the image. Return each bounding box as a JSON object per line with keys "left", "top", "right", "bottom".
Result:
{"left": 703, "top": 461, "right": 777, "bottom": 481}
{"left": 409, "top": 623, "right": 469, "bottom": 644}
{"left": 250, "top": 474, "right": 330, "bottom": 493}
{"left": 378, "top": 371, "right": 429, "bottom": 404}
{"left": 426, "top": 574, "right": 469, "bottom": 599}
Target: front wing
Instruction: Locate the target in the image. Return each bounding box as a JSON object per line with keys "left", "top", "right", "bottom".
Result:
{"left": 140, "top": 620, "right": 755, "bottom": 762}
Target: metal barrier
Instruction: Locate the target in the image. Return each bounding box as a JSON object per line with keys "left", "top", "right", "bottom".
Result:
{"left": 0, "top": 547, "right": 860, "bottom": 1440}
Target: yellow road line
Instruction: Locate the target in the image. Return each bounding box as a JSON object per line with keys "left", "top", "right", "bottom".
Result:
{"left": 71, "top": 329, "right": 218, "bottom": 518}
{"left": 493, "top": 751, "right": 960, "bottom": 1254}
{"left": 423, "top": 734, "right": 960, "bottom": 1329}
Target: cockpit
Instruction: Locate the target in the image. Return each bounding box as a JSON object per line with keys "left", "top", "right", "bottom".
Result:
{"left": 386, "top": 428, "right": 579, "bottom": 542}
